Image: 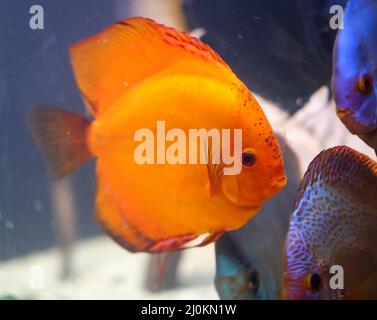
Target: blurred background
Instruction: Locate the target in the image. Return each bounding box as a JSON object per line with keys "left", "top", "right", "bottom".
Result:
{"left": 0, "top": 0, "right": 373, "bottom": 299}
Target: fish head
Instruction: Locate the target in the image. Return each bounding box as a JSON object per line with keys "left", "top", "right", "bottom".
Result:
{"left": 332, "top": 0, "right": 377, "bottom": 134}
{"left": 221, "top": 125, "right": 286, "bottom": 208}
{"left": 283, "top": 226, "right": 340, "bottom": 300}
{"left": 215, "top": 233, "right": 266, "bottom": 300}
{"left": 215, "top": 265, "right": 264, "bottom": 300}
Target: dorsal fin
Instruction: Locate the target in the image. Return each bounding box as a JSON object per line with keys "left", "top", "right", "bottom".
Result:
{"left": 294, "top": 146, "right": 377, "bottom": 207}
{"left": 69, "top": 17, "right": 229, "bottom": 115}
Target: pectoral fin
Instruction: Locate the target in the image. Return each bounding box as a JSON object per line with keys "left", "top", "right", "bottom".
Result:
{"left": 205, "top": 139, "right": 224, "bottom": 197}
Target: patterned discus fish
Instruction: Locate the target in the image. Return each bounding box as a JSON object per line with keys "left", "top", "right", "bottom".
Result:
{"left": 332, "top": 0, "right": 377, "bottom": 151}
{"left": 284, "top": 146, "right": 377, "bottom": 299}
{"left": 27, "top": 17, "right": 286, "bottom": 253}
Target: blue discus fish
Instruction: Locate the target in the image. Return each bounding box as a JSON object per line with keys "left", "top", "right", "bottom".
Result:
{"left": 215, "top": 135, "right": 301, "bottom": 300}
{"left": 332, "top": 0, "right": 377, "bottom": 150}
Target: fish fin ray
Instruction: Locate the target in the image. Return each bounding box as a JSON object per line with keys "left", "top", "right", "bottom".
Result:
{"left": 69, "top": 17, "right": 229, "bottom": 114}
{"left": 27, "top": 106, "right": 92, "bottom": 178}
{"left": 206, "top": 138, "right": 224, "bottom": 195}
{"left": 95, "top": 176, "right": 153, "bottom": 252}
{"left": 95, "top": 173, "right": 198, "bottom": 253}
{"left": 294, "top": 146, "right": 377, "bottom": 207}
{"left": 199, "top": 229, "right": 226, "bottom": 247}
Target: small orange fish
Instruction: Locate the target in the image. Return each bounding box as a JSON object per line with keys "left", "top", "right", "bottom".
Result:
{"left": 283, "top": 146, "right": 377, "bottom": 299}
{"left": 28, "top": 17, "right": 286, "bottom": 253}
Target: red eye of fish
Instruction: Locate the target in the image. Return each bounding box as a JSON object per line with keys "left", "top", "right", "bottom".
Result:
{"left": 358, "top": 74, "right": 374, "bottom": 94}
{"left": 242, "top": 151, "right": 256, "bottom": 167}
{"left": 307, "top": 273, "right": 322, "bottom": 292}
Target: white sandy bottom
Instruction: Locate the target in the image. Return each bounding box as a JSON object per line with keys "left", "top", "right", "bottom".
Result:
{"left": 0, "top": 236, "right": 217, "bottom": 300}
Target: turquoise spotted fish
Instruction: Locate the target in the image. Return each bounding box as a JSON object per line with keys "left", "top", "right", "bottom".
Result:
{"left": 284, "top": 146, "right": 377, "bottom": 299}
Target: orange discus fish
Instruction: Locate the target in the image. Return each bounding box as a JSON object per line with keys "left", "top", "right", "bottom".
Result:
{"left": 28, "top": 17, "right": 286, "bottom": 253}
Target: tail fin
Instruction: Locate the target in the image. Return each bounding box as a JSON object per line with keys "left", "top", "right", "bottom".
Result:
{"left": 27, "top": 106, "right": 93, "bottom": 178}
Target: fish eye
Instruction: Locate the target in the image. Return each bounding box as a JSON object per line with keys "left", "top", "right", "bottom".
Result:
{"left": 242, "top": 150, "right": 256, "bottom": 167}
{"left": 249, "top": 270, "right": 259, "bottom": 289}
{"left": 358, "top": 74, "right": 374, "bottom": 94}
{"left": 307, "top": 273, "right": 322, "bottom": 292}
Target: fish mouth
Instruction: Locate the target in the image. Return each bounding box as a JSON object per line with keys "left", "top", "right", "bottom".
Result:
{"left": 336, "top": 107, "right": 377, "bottom": 134}
{"left": 275, "top": 175, "right": 288, "bottom": 189}
{"left": 267, "top": 175, "right": 287, "bottom": 197}
{"left": 236, "top": 183, "right": 286, "bottom": 208}
{"left": 336, "top": 107, "right": 352, "bottom": 120}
